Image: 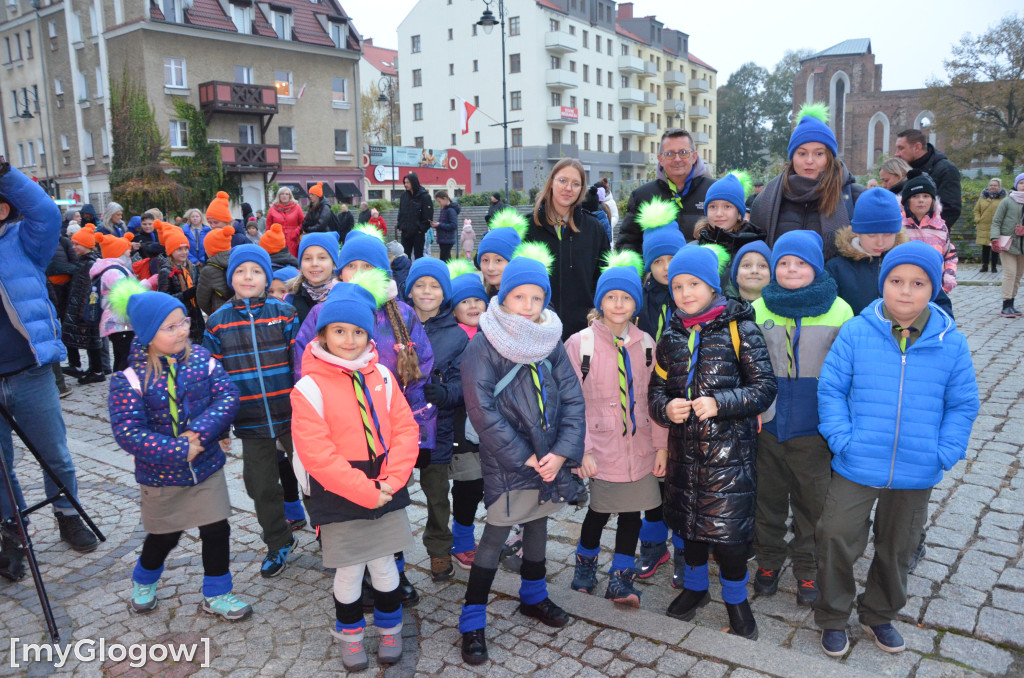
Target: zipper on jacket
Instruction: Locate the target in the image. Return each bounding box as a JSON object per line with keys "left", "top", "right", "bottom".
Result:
{"left": 246, "top": 301, "right": 277, "bottom": 438}
{"left": 188, "top": 460, "right": 198, "bottom": 485}
{"left": 885, "top": 353, "right": 907, "bottom": 488}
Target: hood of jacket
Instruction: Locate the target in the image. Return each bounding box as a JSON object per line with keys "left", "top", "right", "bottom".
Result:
{"left": 693, "top": 218, "right": 766, "bottom": 252}
{"left": 449, "top": 202, "right": 461, "bottom": 216}
{"left": 90, "top": 254, "right": 132, "bottom": 277}
{"left": 303, "top": 337, "right": 380, "bottom": 382}
{"left": 206, "top": 249, "right": 232, "bottom": 267}
{"left": 833, "top": 226, "right": 909, "bottom": 261}
{"left": 405, "top": 172, "right": 423, "bottom": 194}
{"left": 863, "top": 297, "right": 955, "bottom": 348}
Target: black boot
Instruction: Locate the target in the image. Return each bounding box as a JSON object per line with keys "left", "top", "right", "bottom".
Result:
{"left": 57, "top": 514, "right": 98, "bottom": 553}
{"left": 666, "top": 588, "right": 710, "bottom": 621}
{"left": 725, "top": 600, "right": 758, "bottom": 640}
{"left": 397, "top": 570, "right": 419, "bottom": 607}
{"left": 461, "top": 629, "right": 487, "bottom": 664}
{"left": 1001, "top": 300, "right": 1017, "bottom": 318}
{"left": 0, "top": 519, "right": 27, "bottom": 581}
{"left": 519, "top": 598, "right": 569, "bottom": 627}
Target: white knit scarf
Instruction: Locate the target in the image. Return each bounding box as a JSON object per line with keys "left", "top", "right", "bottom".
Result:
{"left": 478, "top": 297, "right": 562, "bottom": 364}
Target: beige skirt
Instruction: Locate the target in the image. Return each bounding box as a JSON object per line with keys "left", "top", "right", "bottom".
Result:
{"left": 319, "top": 509, "right": 415, "bottom": 569}
{"left": 140, "top": 468, "right": 232, "bottom": 534}
{"left": 486, "top": 490, "right": 564, "bottom": 527}
{"left": 589, "top": 474, "right": 662, "bottom": 514}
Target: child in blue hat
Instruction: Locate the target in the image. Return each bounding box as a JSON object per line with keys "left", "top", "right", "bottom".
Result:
{"left": 476, "top": 208, "right": 527, "bottom": 298}
{"left": 693, "top": 172, "right": 766, "bottom": 295}
{"left": 731, "top": 241, "right": 772, "bottom": 302}
{"left": 107, "top": 285, "right": 248, "bottom": 620}
{"left": 290, "top": 231, "right": 341, "bottom": 323}
{"left": 649, "top": 244, "right": 777, "bottom": 639}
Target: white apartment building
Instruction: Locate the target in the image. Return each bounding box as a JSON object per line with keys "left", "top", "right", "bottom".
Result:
{"left": 397, "top": 0, "right": 717, "bottom": 197}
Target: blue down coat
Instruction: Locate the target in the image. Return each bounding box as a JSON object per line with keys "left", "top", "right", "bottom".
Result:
{"left": 461, "top": 330, "right": 585, "bottom": 509}
{"left": 109, "top": 340, "right": 240, "bottom": 487}
{"left": 422, "top": 305, "right": 468, "bottom": 465}
{"left": 817, "top": 299, "right": 979, "bottom": 490}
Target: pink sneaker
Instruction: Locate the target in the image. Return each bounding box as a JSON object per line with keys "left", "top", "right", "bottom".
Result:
{"left": 452, "top": 550, "right": 476, "bottom": 570}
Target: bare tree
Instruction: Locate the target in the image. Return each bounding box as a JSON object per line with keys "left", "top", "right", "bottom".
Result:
{"left": 360, "top": 81, "right": 400, "bottom": 146}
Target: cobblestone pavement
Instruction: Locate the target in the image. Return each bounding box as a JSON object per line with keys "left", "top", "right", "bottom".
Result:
{"left": 1, "top": 268, "right": 1022, "bottom": 677}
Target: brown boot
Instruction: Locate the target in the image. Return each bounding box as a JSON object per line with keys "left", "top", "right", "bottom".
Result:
{"left": 431, "top": 555, "right": 455, "bottom": 582}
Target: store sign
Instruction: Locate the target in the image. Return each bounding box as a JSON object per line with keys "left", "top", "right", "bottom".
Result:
{"left": 373, "top": 166, "right": 399, "bottom": 182}
{"left": 560, "top": 106, "right": 579, "bottom": 122}
{"left": 368, "top": 145, "right": 451, "bottom": 169}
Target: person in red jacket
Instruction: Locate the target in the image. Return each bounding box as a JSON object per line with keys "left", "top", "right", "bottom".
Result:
{"left": 268, "top": 186, "right": 305, "bottom": 257}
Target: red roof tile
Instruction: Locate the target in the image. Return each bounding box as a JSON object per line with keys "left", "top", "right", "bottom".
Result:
{"left": 362, "top": 42, "right": 397, "bottom": 77}
{"left": 182, "top": 0, "right": 235, "bottom": 32}
{"left": 535, "top": 0, "right": 565, "bottom": 13}
{"left": 616, "top": 23, "right": 647, "bottom": 45}
{"left": 687, "top": 52, "right": 717, "bottom": 72}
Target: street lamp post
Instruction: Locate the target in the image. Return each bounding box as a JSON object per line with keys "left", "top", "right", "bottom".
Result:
{"left": 476, "top": 0, "right": 510, "bottom": 203}
{"left": 18, "top": 87, "right": 56, "bottom": 198}
{"left": 377, "top": 76, "right": 397, "bottom": 204}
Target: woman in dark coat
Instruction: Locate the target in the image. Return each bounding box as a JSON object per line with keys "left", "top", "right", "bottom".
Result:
{"left": 432, "top": 190, "right": 460, "bottom": 261}
{"left": 525, "top": 158, "right": 610, "bottom": 340}
{"left": 397, "top": 172, "right": 434, "bottom": 260}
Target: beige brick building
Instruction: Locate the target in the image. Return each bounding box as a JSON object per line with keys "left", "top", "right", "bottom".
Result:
{"left": 1, "top": 0, "right": 364, "bottom": 213}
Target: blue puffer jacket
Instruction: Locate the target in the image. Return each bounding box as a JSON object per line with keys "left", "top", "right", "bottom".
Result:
{"left": 109, "top": 340, "right": 240, "bottom": 487}
{"left": 436, "top": 202, "right": 460, "bottom": 245}
{"left": 817, "top": 299, "right": 979, "bottom": 490}
{"left": 637, "top": 276, "right": 674, "bottom": 342}
{"left": 183, "top": 224, "right": 211, "bottom": 266}
{"left": 0, "top": 164, "right": 65, "bottom": 367}
{"left": 422, "top": 305, "right": 468, "bottom": 465}
{"left": 461, "top": 330, "right": 586, "bottom": 509}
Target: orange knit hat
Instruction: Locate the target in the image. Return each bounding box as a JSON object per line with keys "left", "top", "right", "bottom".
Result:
{"left": 71, "top": 224, "right": 96, "bottom": 249}
{"left": 95, "top": 231, "right": 134, "bottom": 259}
{"left": 204, "top": 225, "right": 235, "bottom": 257}
{"left": 161, "top": 223, "right": 190, "bottom": 255}
{"left": 206, "top": 190, "right": 233, "bottom": 223}
{"left": 309, "top": 182, "right": 323, "bottom": 198}
{"left": 259, "top": 223, "right": 286, "bottom": 254}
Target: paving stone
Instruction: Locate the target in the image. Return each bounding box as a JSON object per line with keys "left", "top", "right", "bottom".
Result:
{"left": 622, "top": 637, "right": 665, "bottom": 664}
{"left": 922, "top": 599, "right": 977, "bottom": 634}
{"left": 843, "top": 640, "right": 920, "bottom": 678}
{"left": 938, "top": 633, "right": 1015, "bottom": 675}
{"left": 996, "top": 568, "right": 1024, "bottom": 590}
{"left": 913, "top": 658, "right": 986, "bottom": 678}
{"left": 687, "top": 660, "right": 729, "bottom": 678}
{"left": 974, "top": 607, "right": 1024, "bottom": 650}
{"left": 593, "top": 628, "right": 631, "bottom": 651}
{"left": 654, "top": 649, "right": 698, "bottom": 675}
{"left": 580, "top": 647, "right": 614, "bottom": 667}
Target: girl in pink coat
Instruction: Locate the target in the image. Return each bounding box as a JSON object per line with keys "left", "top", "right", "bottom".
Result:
{"left": 564, "top": 251, "right": 669, "bottom": 606}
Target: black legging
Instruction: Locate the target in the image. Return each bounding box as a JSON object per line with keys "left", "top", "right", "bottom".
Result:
{"left": 438, "top": 244, "right": 453, "bottom": 261}
{"left": 452, "top": 478, "right": 483, "bottom": 527}
{"left": 278, "top": 455, "right": 299, "bottom": 503}
{"left": 110, "top": 331, "right": 134, "bottom": 372}
{"left": 580, "top": 509, "right": 642, "bottom": 556}
{"left": 644, "top": 479, "right": 666, "bottom": 524}
{"left": 139, "top": 519, "right": 230, "bottom": 577}
{"left": 401, "top": 232, "right": 425, "bottom": 260}
{"left": 981, "top": 245, "right": 1000, "bottom": 269}
{"left": 684, "top": 539, "right": 748, "bottom": 581}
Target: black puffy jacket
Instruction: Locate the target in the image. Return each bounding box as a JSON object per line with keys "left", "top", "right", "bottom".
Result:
{"left": 436, "top": 202, "right": 460, "bottom": 245}
{"left": 525, "top": 203, "right": 610, "bottom": 341}
{"left": 397, "top": 172, "right": 434, "bottom": 237}
{"left": 616, "top": 163, "right": 715, "bottom": 252}
{"left": 269, "top": 248, "right": 299, "bottom": 271}
{"left": 648, "top": 299, "right": 777, "bottom": 545}
{"left": 461, "top": 331, "right": 585, "bottom": 510}
{"left": 302, "top": 199, "right": 334, "bottom": 234}
{"left": 62, "top": 251, "right": 102, "bottom": 350}
{"left": 423, "top": 305, "right": 468, "bottom": 464}
{"left": 908, "top": 144, "right": 961, "bottom": 226}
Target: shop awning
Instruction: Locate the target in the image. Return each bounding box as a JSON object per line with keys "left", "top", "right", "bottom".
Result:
{"left": 335, "top": 182, "right": 362, "bottom": 199}
{"left": 277, "top": 183, "right": 307, "bottom": 199}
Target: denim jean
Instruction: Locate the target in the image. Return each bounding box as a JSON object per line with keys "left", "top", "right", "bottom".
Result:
{"left": 0, "top": 363, "right": 81, "bottom": 519}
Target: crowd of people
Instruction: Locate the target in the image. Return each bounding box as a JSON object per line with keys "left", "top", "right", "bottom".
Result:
{"left": 0, "top": 98, "right": 1014, "bottom": 672}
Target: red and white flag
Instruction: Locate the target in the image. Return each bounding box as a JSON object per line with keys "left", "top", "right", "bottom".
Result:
{"left": 458, "top": 96, "right": 478, "bottom": 135}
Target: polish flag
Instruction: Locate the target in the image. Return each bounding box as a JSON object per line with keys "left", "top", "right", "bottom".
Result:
{"left": 458, "top": 97, "right": 478, "bottom": 135}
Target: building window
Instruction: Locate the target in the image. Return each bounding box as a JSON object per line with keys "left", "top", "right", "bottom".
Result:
{"left": 582, "top": 30, "right": 588, "bottom": 48}
{"left": 25, "top": 31, "right": 32, "bottom": 60}
{"left": 582, "top": 65, "right": 588, "bottom": 82}
{"left": 412, "top": 69, "right": 422, "bottom": 87}
{"left": 472, "top": 60, "right": 478, "bottom": 72}
{"left": 608, "top": 103, "right": 613, "bottom": 120}
{"left": 332, "top": 77, "right": 348, "bottom": 104}
{"left": 78, "top": 71, "right": 90, "bottom": 98}
{"left": 95, "top": 67, "right": 103, "bottom": 97}
{"left": 569, "top": 60, "right": 576, "bottom": 72}
{"left": 413, "top": 103, "right": 423, "bottom": 120}
{"left": 569, "top": 95, "right": 576, "bottom": 108}
{"left": 475, "top": 172, "right": 481, "bottom": 185}
{"left": 48, "top": 20, "right": 57, "bottom": 38}
{"left": 512, "top": 171, "right": 523, "bottom": 190}
{"left": 550, "top": 56, "right": 560, "bottom": 70}
{"left": 549, "top": 19, "right": 559, "bottom": 31}
{"left": 330, "top": 22, "right": 346, "bottom": 48}
{"left": 234, "top": 65, "right": 253, "bottom": 84}
{"left": 230, "top": 3, "right": 251, "bottom": 34}
{"left": 583, "top": 99, "right": 589, "bottom": 117}
{"left": 584, "top": 132, "right": 590, "bottom": 151}
{"left": 551, "top": 92, "right": 562, "bottom": 106}
{"left": 474, "top": 131, "right": 480, "bottom": 143}
{"left": 272, "top": 11, "right": 291, "bottom": 40}
{"left": 509, "top": 16, "right": 520, "bottom": 36}
{"left": 449, "top": 64, "right": 454, "bottom": 75}
{"left": 595, "top": 35, "right": 600, "bottom": 51}
{"left": 510, "top": 90, "right": 521, "bottom": 110}
{"left": 411, "top": 35, "right": 421, "bottom": 53}
{"left": 596, "top": 103, "right": 602, "bottom": 119}
{"left": 26, "top": 141, "right": 36, "bottom": 166}
{"left": 472, "top": 24, "right": 477, "bottom": 36}
{"left": 54, "top": 78, "right": 64, "bottom": 95}
{"left": 570, "top": 130, "right": 577, "bottom": 145}
{"left": 596, "top": 67, "right": 601, "bottom": 83}
{"left": 169, "top": 120, "right": 189, "bottom": 148}
{"left": 414, "top": 136, "right": 424, "bottom": 148}
{"left": 83, "top": 131, "right": 94, "bottom": 158}
{"left": 163, "top": 57, "right": 186, "bottom": 88}
{"left": 473, "top": 95, "right": 479, "bottom": 107}
{"left": 597, "top": 136, "right": 602, "bottom": 152}
{"left": 568, "top": 25, "right": 575, "bottom": 35}
{"left": 608, "top": 136, "right": 613, "bottom": 153}
{"left": 278, "top": 125, "right": 294, "bottom": 152}
{"left": 511, "top": 128, "right": 522, "bottom": 147}
{"left": 274, "top": 70, "right": 292, "bottom": 97}
{"left": 607, "top": 41, "right": 612, "bottom": 56}
{"left": 238, "top": 123, "right": 256, "bottom": 144}
{"left": 622, "top": 43, "right": 629, "bottom": 56}
{"left": 334, "top": 129, "right": 349, "bottom": 153}
{"left": 449, "top": 98, "right": 455, "bottom": 111}
{"left": 509, "top": 53, "right": 520, "bottom": 73}
{"left": 60, "top": 134, "right": 69, "bottom": 151}
{"left": 161, "top": 0, "right": 183, "bottom": 22}
{"left": 451, "top": 133, "right": 456, "bottom": 145}
{"left": 447, "top": 28, "right": 453, "bottom": 40}
{"left": 552, "top": 129, "right": 562, "bottom": 144}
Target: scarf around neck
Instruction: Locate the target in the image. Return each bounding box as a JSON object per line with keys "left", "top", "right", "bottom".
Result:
{"left": 761, "top": 273, "right": 838, "bottom": 319}
{"left": 478, "top": 296, "right": 563, "bottom": 364}
{"left": 675, "top": 295, "right": 727, "bottom": 328}
{"left": 303, "top": 278, "right": 338, "bottom": 303}
{"left": 1010, "top": 191, "right": 1024, "bottom": 205}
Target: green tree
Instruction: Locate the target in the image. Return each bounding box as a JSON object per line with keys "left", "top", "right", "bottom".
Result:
{"left": 762, "top": 49, "right": 814, "bottom": 160}
{"left": 361, "top": 81, "right": 400, "bottom": 146}
{"left": 922, "top": 13, "right": 1024, "bottom": 173}
{"left": 172, "top": 98, "right": 235, "bottom": 209}
{"left": 717, "top": 62, "right": 768, "bottom": 172}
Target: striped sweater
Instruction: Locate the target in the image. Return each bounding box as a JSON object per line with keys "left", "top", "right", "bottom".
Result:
{"left": 203, "top": 295, "right": 299, "bottom": 438}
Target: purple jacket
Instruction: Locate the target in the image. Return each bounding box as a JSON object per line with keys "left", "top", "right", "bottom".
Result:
{"left": 295, "top": 297, "right": 436, "bottom": 449}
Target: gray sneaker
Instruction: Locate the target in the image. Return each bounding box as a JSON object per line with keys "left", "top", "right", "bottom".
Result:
{"left": 377, "top": 631, "right": 403, "bottom": 664}
{"left": 330, "top": 628, "right": 369, "bottom": 671}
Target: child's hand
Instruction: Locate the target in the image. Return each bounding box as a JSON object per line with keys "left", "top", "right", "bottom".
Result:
{"left": 653, "top": 449, "right": 668, "bottom": 477}
{"left": 666, "top": 398, "right": 692, "bottom": 423}
{"left": 578, "top": 453, "right": 598, "bottom": 479}
{"left": 536, "top": 453, "right": 565, "bottom": 483}
{"left": 374, "top": 491, "right": 393, "bottom": 508}
{"left": 379, "top": 481, "right": 395, "bottom": 496}
{"left": 184, "top": 432, "right": 203, "bottom": 462}
{"left": 524, "top": 455, "right": 540, "bottom": 471}
{"left": 219, "top": 438, "right": 232, "bottom": 452}
{"left": 692, "top": 396, "right": 719, "bottom": 421}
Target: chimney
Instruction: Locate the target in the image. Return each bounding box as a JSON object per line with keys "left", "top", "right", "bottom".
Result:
{"left": 617, "top": 2, "right": 633, "bottom": 19}
{"left": 364, "top": 38, "right": 373, "bottom": 46}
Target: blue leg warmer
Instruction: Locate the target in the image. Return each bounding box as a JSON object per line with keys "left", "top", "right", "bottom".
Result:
{"left": 720, "top": 572, "right": 750, "bottom": 605}
{"left": 202, "top": 573, "right": 232, "bottom": 598}
{"left": 394, "top": 554, "right": 405, "bottom": 572}
{"left": 451, "top": 520, "right": 476, "bottom": 553}
{"left": 683, "top": 563, "right": 709, "bottom": 592}
{"left": 519, "top": 577, "right": 547, "bottom": 606}
{"left": 672, "top": 533, "right": 686, "bottom": 550}
{"left": 336, "top": 618, "right": 366, "bottom": 633}
{"left": 611, "top": 552, "right": 636, "bottom": 572}
{"left": 283, "top": 500, "right": 305, "bottom": 522}
{"left": 373, "top": 605, "right": 403, "bottom": 630}
{"left": 576, "top": 543, "right": 600, "bottom": 558}
{"left": 459, "top": 604, "right": 487, "bottom": 633}
{"left": 132, "top": 560, "right": 163, "bottom": 585}
{"left": 639, "top": 518, "right": 668, "bottom": 543}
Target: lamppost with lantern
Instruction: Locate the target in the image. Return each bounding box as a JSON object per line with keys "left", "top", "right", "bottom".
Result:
{"left": 475, "top": 0, "right": 511, "bottom": 203}
{"left": 16, "top": 87, "right": 57, "bottom": 198}
{"left": 377, "top": 76, "right": 397, "bottom": 204}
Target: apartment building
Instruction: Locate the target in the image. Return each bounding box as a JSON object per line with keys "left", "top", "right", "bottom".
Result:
{"left": 1, "top": 0, "right": 364, "bottom": 211}
{"left": 397, "top": 0, "right": 717, "bottom": 196}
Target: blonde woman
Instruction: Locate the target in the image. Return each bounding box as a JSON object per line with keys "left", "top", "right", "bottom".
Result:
{"left": 268, "top": 186, "right": 305, "bottom": 257}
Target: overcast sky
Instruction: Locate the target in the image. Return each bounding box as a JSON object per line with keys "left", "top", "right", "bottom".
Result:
{"left": 343, "top": 0, "right": 1015, "bottom": 91}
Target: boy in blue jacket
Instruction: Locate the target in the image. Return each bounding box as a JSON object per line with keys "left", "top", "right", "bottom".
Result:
{"left": 204, "top": 245, "right": 301, "bottom": 579}
{"left": 814, "top": 241, "right": 979, "bottom": 658}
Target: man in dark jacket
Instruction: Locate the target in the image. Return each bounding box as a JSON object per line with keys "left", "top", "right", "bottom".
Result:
{"left": 616, "top": 129, "right": 715, "bottom": 253}
{"left": 895, "top": 129, "right": 961, "bottom": 227}
{"left": 485, "top": 193, "right": 508, "bottom": 226}
{"left": 335, "top": 204, "right": 355, "bottom": 240}
{"left": 357, "top": 201, "right": 371, "bottom": 224}
{"left": 0, "top": 161, "right": 99, "bottom": 582}
{"left": 398, "top": 172, "right": 433, "bottom": 260}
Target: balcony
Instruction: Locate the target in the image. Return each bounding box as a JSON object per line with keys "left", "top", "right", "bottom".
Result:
{"left": 642, "top": 61, "right": 658, "bottom": 77}
{"left": 642, "top": 91, "right": 658, "bottom": 106}
{"left": 219, "top": 143, "right": 281, "bottom": 173}
{"left": 617, "top": 87, "right": 645, "bottom": 105}
{"left": 547, "top": 105, "right": 579, "bottom": 125}
{"left": 664, "top": 70, "right": 686, "bottom": 86}
{"left": 644, "top": 122, "right": 659, "bottom": 136}
{"left": 618, "top": 150, "right": 646, "bottom": 165}
{"left": 619, "top": 119, "right": 645, "bottom": 135}
{"left": 547, "top": 143, "right": 579, "bottom": 159}
{"left": 665, "top": 99, "right": 686, "bottom": 114}
{"left": 617, "top": 54, "right": 645, "bottom": 74}
{"left": 689, "top": 105, "right": 710, "bottom": 119}
{"left": 689, "top": 78, "right": 710, "bottom": 93}
{"left": 545, "top": 30, "right": 578, "bottom": 54}
{"left": 692, "top": 131, "right": 710, "bottom": 145}
{"left": 546, "top": 68, "right": 579, "bottom": 90}
{"left": 198, "top": 81, "right": 278, "bottom": 116}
